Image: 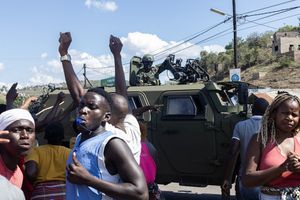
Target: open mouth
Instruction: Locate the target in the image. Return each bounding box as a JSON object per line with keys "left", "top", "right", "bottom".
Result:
{"left": 19, "top": 143, "right": 31, "bottom": 149}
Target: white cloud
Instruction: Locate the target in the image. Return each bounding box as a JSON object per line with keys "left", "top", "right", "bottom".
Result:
{"left": 29, "top": 73, "right": 63, "bottom": 85}
{"left": 84, "top": 0, "right": 117, "bottom": 11}
{"left": 29, "top": 64, "right": 64, "bottom": 85}
{"left": 69, "top": 49, "right": 115, "bottom": 80}
{"left": 121, "top": 32, "right": 169, "bottom": 57}
{"left": 41, "top": 52, "right": 48, "bottom": 59}
{"left": 47, "top": 60, "right": 62, "bottom": 72}
{"left": 0, "top": 63, "right": 4, "bottom": 71}
{"left": 27, "top": 32, "right": 225, "bottom": 86}
{"left": 202, "top": 45, "right": 225, "bottom": 53}
{"left": 119, "top": 32, "right": 225, "bottom": 84}
{"left": 121, "top": 32, "right": 225, "bottom": 64}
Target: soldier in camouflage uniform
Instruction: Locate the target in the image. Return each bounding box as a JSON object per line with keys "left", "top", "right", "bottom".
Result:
{"left": 136, "top": 54, "right": 160, "bottom": 86}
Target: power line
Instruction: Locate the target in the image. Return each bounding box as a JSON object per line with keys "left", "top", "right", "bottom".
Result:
{"left": 153, "top": 18, "right": 231, "bottom": 57}
{"left": 122, "top": 5, "right": 300, "bottom": 66}
{"left": 241, "top": 0, "right": 298, "bottom": 15}
{"left": 76, "top": 67, "right": 84, "bottom": 75}
{"left": 241, "top": 6, "right": 300, "bottom": 18}
{"left": 155, "top": 11, "right": 300, "bottom": 60}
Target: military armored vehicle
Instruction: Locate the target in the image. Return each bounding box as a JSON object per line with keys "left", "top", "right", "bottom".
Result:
{"left": 30, "top": 54, "right": 254, "bottom": 187}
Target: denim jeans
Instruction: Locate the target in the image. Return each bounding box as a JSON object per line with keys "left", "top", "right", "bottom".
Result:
{"left": 238, "top": 177, "right": 260, "bottom": 200}
{"left": 259, "top": 193, "right": 280, "bottom": 200}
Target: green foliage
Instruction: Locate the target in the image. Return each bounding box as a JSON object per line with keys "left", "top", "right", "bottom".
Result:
{"left": 0, "top": 95, "right": 5, "bottom": 104}
{"left": 277, "top": 55, "right": 292, "bottom": 69}
{"left": 278, "top": 25, "right": 300, "bottom": 32}
{"left": 13, "top": 96, "right": 26, "bottom": 108}
{"left": 225, "top": 43, "right": 232, "bottom": 50}
{"left": 199, "top": 29, "right": 278, "bottom": 79}
{"left": 199, "top": 51, "right": 219, "bottom": 74}
{"left": 0, "top": 85, "right": 7, "bottom": 93}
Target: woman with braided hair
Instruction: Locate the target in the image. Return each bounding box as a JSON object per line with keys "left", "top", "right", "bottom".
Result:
{"left": 243, "top": 92, "right": 300, "bottom": 200}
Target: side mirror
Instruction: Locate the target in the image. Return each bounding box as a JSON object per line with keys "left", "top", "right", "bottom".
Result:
{"left": 238, "top": 83, "right": 248, "bottom": 105}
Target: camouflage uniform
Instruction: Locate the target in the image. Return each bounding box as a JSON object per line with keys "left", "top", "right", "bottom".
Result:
{"left": 136, "top": 66, "right": 160, "bottom": 86}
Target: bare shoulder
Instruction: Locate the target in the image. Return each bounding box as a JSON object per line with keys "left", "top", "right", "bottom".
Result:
{"left": 105, "top": 137, "right": 132, "bottom": 161}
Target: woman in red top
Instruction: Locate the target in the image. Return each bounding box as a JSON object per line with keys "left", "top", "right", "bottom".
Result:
{"left": 139, "top": 121, "right": 162, "bottom": 200}
{"left": 243, "top": 92, "right": 300, "bottom": 199}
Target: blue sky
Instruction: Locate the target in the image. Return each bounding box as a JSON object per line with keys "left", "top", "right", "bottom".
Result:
{"left": 0, "top": 0, "right": 299, "bottom": 87}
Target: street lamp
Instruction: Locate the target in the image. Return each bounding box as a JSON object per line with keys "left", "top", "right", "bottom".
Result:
{"left": 211, "top": 0, "right": 238, "bottom": 69}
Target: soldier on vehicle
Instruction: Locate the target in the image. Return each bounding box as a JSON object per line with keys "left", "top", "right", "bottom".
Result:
{"left": 136, "top": 54, "right": 160, "bottom": 86}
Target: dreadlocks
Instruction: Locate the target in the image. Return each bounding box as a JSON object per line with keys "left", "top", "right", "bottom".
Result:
{"left": 258, "top": 92, "right": 300, "bottom": 148}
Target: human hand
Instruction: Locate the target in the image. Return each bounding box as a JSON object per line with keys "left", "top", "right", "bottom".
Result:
{"left": 109, "top": 34, "right": 123, "bottom": 56}
{"left": 58, "top": 32, "right": 72, "bottom": 56}
{"left": 20, "top": 96, "right": 38, "bottom": 109}
{"left": 0, "top": 130, "right": 10, "bottom": 143}
{"left": 27, "top": 96, "right": 38, "bottom": 102}
{"left": 56, "top": 92, "right": 65, "bottom": 104}
{"left": 221, "top": 180, "right": 231, "bottom": 200}
{"left": 6, "top": 83, "right": 18, "bottom": 102}
{"left": 287, "top": 152, "right": 300, "bottom": 172}
{"left": 66, "top": 152, "right": 92, "bottom": 185}
{"left": 151, "top": 104, "right": 163, "bottom": 112}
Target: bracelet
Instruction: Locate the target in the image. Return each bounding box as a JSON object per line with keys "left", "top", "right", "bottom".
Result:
{"left": 285, "top": 163, "right": 289, "bottom": 171}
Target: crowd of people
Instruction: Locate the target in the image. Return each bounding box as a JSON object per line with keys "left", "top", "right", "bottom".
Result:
{"left": 1, "top": 32, "right": 300, "bottom": 200}
{"left": 0, "top": 33, "right": 161, "bottom": 200}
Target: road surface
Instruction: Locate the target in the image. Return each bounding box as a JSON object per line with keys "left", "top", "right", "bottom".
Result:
{"left": 159, "top": 183, "right": 236, "bottom": 200}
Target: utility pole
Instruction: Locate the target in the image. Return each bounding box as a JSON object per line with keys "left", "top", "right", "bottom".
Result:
{"left": 83, "top": 64, "right": 87, "bottom": 88}
{"left": 232, "top": 0, "right": 238, "bottom": 69}
{"left": 211, "top": 0, "right": 238, "bottom": 68}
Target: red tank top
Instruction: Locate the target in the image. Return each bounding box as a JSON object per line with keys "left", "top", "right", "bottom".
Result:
{"left": 259, "top": 136, "right": 300, "bottom": 187}
{"left": 140, "top": 142, "right": 156, "bottom": 184}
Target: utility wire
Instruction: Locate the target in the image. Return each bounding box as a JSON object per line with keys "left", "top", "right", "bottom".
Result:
{"left": 242, "top": 6, "right": 300, "bottom": 18}
{"left": 121, "top": 19, "right": 232, "bottom": 67}
{"left": 76, "top": 67, "right": 84, "bottom": 75}
{"left": 123, "top": 5, "right": 300, "bottom": 66}
{"left": 241, "top": 0, "right": 298, "bottom": 15}
{"left": 83, "top": 4, "right": 300, "bottom": 79}
{"left": 155, "top": 11, "right": 300, "bottom": 61}
{"left": 153, "top": 18, "right": 231, "bottom": 57}
{"left": 202, "top": 13, "right": 300, "bottom": 50}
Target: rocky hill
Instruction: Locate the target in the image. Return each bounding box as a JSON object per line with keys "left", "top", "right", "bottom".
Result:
{"left": 217, "top": 61, "right": 300, "bottom": 89}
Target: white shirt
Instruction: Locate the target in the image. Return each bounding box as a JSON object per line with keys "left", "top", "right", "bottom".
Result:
{"left": 105, "top": 114, "right": 141, "bottom": 164}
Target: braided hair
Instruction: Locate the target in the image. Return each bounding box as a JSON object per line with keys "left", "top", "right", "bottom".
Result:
{"left": 258, "top": 92, "right": 300, "bottom": 148}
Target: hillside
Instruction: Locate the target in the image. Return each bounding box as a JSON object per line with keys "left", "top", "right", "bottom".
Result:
{"left": 216, "top": 61, "right": 300, "bottom": 89}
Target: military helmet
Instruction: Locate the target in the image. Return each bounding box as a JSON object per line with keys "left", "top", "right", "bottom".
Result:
{"left": 142, "top": 54, "right": 154, "bottom": 63}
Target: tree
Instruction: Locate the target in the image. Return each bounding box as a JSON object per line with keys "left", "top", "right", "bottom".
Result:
{"left": 278, "top": 25, "right": 300, "bottom": 32}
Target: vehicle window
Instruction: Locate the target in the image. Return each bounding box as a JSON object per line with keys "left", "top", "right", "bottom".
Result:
{"left": 128, "top": 97, "right": 137, "bottom": 110}
{"left": 128, "top": 96, "right": 142, "bottom": 110}
{"left": 166, "top": 96, "right": 196, "bottom": 116}
{"left": 216, "top": 91, "right": 233, "bottom": 106}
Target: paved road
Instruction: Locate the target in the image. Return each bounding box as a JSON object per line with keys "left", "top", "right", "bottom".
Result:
{"left": 159, "top": 183, "right": 236, "bottom": 200}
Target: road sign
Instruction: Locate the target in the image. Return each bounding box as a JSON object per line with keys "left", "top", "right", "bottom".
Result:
{"left": 101, "top": 77, "right": 115, "bottom": 87}
{"left": 230, "top": 68, "right": 241, "bottom": 82}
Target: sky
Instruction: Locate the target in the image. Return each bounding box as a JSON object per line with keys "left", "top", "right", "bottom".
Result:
{"left": 0, "top": 0, "right": 299, "bottom": 88}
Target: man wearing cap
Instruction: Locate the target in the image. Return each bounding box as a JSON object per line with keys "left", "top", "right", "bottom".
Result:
{"left": 0, "top": 108, "right": 35, "bottom": 188}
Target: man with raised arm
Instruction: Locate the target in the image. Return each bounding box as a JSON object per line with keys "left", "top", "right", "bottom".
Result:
{"left": 59, "top": 32, "right": 141, "bottom": 163}
{"left": 59, "top": 32, "right": 147, "bottom": 200}
{"left": 106, "top": 35, "right": 141, "bottom": 163}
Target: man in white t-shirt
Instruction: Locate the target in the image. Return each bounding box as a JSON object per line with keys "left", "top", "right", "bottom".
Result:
{"left": 106, "top": 111, "right": 141, "bottom": 163}
{"left": 108, "top": 35, "right": 141, "bottom": 163}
